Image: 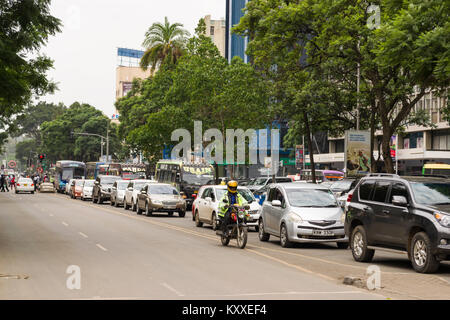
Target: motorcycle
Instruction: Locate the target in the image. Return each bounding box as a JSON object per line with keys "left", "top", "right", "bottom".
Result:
{"left": 216, "top": 200, "right": 251, "bottom": 249}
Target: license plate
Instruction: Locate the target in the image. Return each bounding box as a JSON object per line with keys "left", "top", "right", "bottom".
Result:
{"left": 165, "top": 206, "right": 176, "bottom": 209}
{"left": 24, "top": 184, "right": 28, "bottom": 186}
{"left": 312, "top": 230, "right": 334, "bottom": 236}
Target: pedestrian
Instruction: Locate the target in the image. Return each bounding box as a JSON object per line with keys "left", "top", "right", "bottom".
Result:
{"left": 33, "top": 175, "right": 39, "bottom": 191}
{"left": 10, "top": 175, "right": 15, "bottom": 191}
{"left": 0, "top": 174, "right": 9, "bottom": 192}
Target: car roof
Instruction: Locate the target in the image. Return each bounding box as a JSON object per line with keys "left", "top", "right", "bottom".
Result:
{"left": 210, "top": 185, "right": 249, "bottom": 189}
{"left": 275, "top": 182, "right": 330, "bottom": 190}
{"left": 360, "top": 175, "right": 450, "bottom": 184}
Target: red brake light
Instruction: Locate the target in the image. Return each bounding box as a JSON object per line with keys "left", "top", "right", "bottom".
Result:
{"left": 17, "top": 183, "right": 20, "bottom": 186}
{"left": 192, "top": 194, "right": 197, "bottom": 199}
{"left": 347, "top": 193, "right": 353, "bottom": 202}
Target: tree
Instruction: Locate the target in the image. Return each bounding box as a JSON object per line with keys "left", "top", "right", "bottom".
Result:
{"left": 40, "top": 102, "right": 121, "bottom": 163}
{"left": 235, "top": 0, "right": 450, "bottom": 174}
{"left": 12, "top": 102, "right": 66, "bottom": 145}
{"left": 0, "top": 0, "right": 61, "bottom": 150}
{"left": 140, "top": 16, "right": 190, "bottom": 72}
{"left": 15, "top": 139, "right": 37, "bottom": 168}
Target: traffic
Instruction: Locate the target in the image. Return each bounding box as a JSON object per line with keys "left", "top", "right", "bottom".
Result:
{"left": 5, "top": 159, "right": 450, "bottom": 274}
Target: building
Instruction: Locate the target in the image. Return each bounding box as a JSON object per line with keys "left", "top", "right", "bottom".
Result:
{"left": 203, "top": 15, "right": 226, "bottom": 57}
{"left": 114, "top": 48, "right": 152, "bottom": 123}
{"left": 304, "top": 88, "right": 450, "bottom": 175}
{"left": 225, "top": 0, "right": 249, "bottom": 63}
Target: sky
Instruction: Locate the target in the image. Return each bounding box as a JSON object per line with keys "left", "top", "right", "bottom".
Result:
{"left": 42, "top": 0, "right": 226, "bottom": 116}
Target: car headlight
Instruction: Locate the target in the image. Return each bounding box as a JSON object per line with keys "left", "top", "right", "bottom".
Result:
{"left": 340, "top": 212, "right": 346, "bottom": 224}
{"left": 152, "top": 200, "right": 162, "bottom": 205}
{"left": 287, "top": 213, "right": 303, "bottom": 224}
{"left": 434, "top": 212, "right": 450, "bottom": 228}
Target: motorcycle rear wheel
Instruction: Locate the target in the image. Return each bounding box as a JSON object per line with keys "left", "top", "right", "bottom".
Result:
{"left": 221, "top": 235, "right": 230, "bottom": 246}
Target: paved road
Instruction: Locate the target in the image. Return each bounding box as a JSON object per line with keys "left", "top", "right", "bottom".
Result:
{"left": 0, "top": 191, "right": 448, "bottom": 300}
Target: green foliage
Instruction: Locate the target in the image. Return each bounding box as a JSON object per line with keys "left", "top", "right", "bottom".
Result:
{"left": 15, "top": 139, "right": 37, "bottom": 166}
{"left": 235, "top": 0, "right": 450, "bottom": 173}
{"left": 40, "top": 102, "right": 121, "bottom": 163}
{"left": 0, "top": 0, "right": 61, "bottom": 149}
{"left": 140, "top": 16, "right": 190, "bottom": 72}
{"left": 117, "top": 23, "right": 272, "bottom": 163}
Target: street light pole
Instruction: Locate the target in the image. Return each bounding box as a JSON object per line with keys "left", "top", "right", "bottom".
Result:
{"left": 106, "top": 122, "right": 110, "bottom": 164}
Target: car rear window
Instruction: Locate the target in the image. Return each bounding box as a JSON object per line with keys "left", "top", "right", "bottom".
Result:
{"left": 359, "top": 181, "right": 375, "bottom": 200}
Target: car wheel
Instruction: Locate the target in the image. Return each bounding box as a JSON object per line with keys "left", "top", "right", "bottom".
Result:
{"left": 145, "top": 202, "right": 153, "bottom": 216}
{"left": 258, "top": 219, "right": 270, "bottom": 242}
{"left": 351, "top": 225, "right": 375, "bottom": 262}
{"left": 211, "top": 213, "right": 217, "bottom": 231}
{"left": 132, "top": 200, "right": 137, "bottom": 212}
{"left": 137, "top": 204, "right": 143, "bottom": 215}
{"left": 195, "top": 211, "right": 203, "bottom": 227}
{"left": 110, "top": 197, "right": 114, "bottom": 206}
{"left": 124, "top": 201, "right": 129, "bottom": 210}
{"left": 410, "top": 232, "right": 440, "bottom": 273}
{"left": 178, "top": 211, "right": 186, "bottom": 218}
{"left": 337, "top": 242, "right": 349, "bottom": 249}
{"left": 280, "top": 223, "right": 292, "bottom": 248}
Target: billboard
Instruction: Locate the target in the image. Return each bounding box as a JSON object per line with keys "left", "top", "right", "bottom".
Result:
{"left": 295, "top": 145, "right": 304, "bottom": 169}
{"left": 345, "top": 130, "right": 371, "bottom": 177}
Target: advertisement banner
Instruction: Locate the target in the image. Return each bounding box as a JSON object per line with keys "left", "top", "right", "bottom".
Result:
{"left": 345, "top": 130, "right": 371, "bottom": 177}
{"left": 122, "top": 82, "right": 133, "bottom": 97}
{"left": 390, "top": 135, "right": 397, "bottom": 161}
{"left": 295, "top": 145, "right": 304, "bottom": 169}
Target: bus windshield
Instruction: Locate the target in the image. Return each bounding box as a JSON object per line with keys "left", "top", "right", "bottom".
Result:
{"left": 182, "top": 166, "right": 214, "bottom": 185}
{"left": 61, "top": 168, "right": 85, "bottom": 181}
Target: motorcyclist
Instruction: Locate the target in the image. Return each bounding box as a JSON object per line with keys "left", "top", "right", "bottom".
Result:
{"left": 218, "top": 180, "right": 248, "bottom": 235}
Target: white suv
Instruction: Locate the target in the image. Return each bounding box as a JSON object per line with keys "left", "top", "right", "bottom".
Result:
{"left": 193, "top": 185, "right": 261, "bottom": 231}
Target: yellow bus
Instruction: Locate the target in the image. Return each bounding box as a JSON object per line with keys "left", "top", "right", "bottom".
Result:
{"left": 422, "top": 163, "right": 450, "bottom": 177}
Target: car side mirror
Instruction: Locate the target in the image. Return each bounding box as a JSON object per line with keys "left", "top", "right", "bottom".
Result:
{"left": 205, "top": 197, "right": 212, "bottom": 202}
{"left": 392, "top": 195, "right": 408, "bottom": 207}
{"left": 141, "top": 190, "right": 147, "bottom": 194}
{"left": 272, "top": 200, "right": 282, "bottom": 207}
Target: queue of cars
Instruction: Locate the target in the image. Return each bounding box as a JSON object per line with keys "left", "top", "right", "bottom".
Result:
{"left": 53, "top": 171, "right": 450, "bottom": 274}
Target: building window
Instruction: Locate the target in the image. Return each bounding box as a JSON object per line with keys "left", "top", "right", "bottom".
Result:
{"left": 210, "top": 26, "right": 215, "bottom": 36}
{"left": 335, "top": 139, "right": 345, "bottom": 153}
{"left": 432, "top": 129, "right": 450, "bottom": 151}
{"left": 402, "top": 132, "right": 423, "bottom": 149}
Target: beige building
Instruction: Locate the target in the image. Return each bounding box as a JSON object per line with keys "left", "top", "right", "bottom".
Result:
{"left": 115, "top": 66, "right": 151, "bottom": 101}
{"left": 204, "top": 15, "right": 226, "bottom": 57}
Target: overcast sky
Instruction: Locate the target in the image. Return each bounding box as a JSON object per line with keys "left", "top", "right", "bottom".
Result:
{"left": 42, "top": 0, "right": 226, "bottom": 116}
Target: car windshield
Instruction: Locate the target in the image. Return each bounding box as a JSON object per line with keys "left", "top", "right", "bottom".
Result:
{"left": 330, "top": 180, "right": 354, "bottom": 192}
{"left": 84, "top": 180, "right": 94, "bottom": 187}
{"left": 410, "top": 182, "right": 450, "bottom": 205}
{"left": 75, "top": 180, "right": 84, "bottom": 186}
{"left": 134, "top": 182, "right": 149, "bottom": 190}
{"left": 149, "top": 185, "right": 179, "bottom": 195}
{"left": 117, "top": 182, "right": 128, "bottom": 190}
{"left": 216, "top": 188, "right": 255, "bottom": 203}
{"left": 286, "top": 188, "right": 338, "bottom": 207}
{"left": 253, "top": 178, "right": 268, "bottom": 186}
{"left": 101, "top": 177, "right": 121, "bottom": 185}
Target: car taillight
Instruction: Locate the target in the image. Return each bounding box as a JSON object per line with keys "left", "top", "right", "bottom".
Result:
{"left": 192, "top": 194, "right": 197, "bottom": 199}
{"left": 17, "top": 183, "right": 20, "bottom": 186}
{"left": 347, "top": 193, "right": 353, "bottom": 202}
{"left": 31, "top": 184, "right": 34, "bottom": 186}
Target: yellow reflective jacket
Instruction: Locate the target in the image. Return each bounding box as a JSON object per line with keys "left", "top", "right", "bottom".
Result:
{"left": 218, "top": 191, "right": 248, "bottom": 217}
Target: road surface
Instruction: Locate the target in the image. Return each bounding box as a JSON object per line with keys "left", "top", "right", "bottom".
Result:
{"left": 1, "top": 191, "right": 449, "bottom": 300}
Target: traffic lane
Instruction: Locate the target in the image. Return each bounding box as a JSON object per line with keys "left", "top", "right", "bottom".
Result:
{"left": 31, "top": 192, "right": 382, "bottom": 300}
{"left": 120, "top": 206, "right": 450, "bottom": 299}
{"left": 0, "top": 192, "right": 163, "bottom": 300}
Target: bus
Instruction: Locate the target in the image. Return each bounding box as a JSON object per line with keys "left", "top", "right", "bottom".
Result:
{"left": 155, "top": 160, "right": 215, "bottom": 209}
{"left": 422, "top": 163, "right": 450, "bottom": 177}
{"left": 86, "top": 162, "right": 107, "bottom": 180}
{"left": 54, "top": 160, "right": 86, "bottom": 193}
{"left": 299, "top": 169, "right": 344, "bottom": 183}
{"left": 101, "top": 163, "right": 148, "bottom": 179}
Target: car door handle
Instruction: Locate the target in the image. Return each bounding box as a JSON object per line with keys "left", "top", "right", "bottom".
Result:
{"left": 382, "top": 209, "right": 390, "bottom": 215}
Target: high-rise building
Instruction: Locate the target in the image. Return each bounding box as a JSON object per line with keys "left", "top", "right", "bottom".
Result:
{"left": 203, "top": 15, "right": 226, "bottom": 57}
{"left": 225, "top": 0, "right": 249, "bottom": 63}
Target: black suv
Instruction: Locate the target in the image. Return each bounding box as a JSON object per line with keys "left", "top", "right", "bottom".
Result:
{"left": 92, "top": 175, "right": 122, "bottom": 204}
{"left": 345, "top": 174, "right": 450, "bottom": 273}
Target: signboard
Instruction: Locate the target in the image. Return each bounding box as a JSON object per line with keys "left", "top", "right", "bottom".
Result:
{"left": 122, "top": 82, "right": 133, "bottom": 96}
{"left": 345, "top": 130, "right": 371, "bottom": 177}
{"left": 295, "top": 145, "right": 304, "bottom": 169}
{"left": 8, "top": 160, "right": 16, "bottom": 169}
{"left": 390, "top": 135, "right": 397, "bottom": 161}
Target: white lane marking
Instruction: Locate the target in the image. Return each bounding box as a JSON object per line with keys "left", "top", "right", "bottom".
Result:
{"left": 62, "top": 222, "right": 69, "bottom": 227}
{"left": 161, "top": 282, "right": 185, "bottom": 297}
{"left": 96, "top": 244, "right": 108, "bottom": 252}
{"left": 79, "top": 232, "right": 89, "bottom": 238}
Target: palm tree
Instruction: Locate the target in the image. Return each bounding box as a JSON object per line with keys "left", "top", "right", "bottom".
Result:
{"left": 140, "top": 17, "right": 190, "bottom": 72}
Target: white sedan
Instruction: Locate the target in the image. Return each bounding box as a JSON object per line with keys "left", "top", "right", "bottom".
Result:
{"left": 193, "top": 185, "right": 261, "bottom": 231}
{"left": 124, "top": 179, "right": 157, "bottom": 211}
{"left": 16, "top": 178, "right": 35, "bottom": 194}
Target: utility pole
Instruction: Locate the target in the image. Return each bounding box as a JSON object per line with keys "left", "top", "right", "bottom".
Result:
{"left": 356, "top": 40, "right": 361, "bottom": 131}
{"left": 106, "top": 121, "right": 110, "bottom": 164}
